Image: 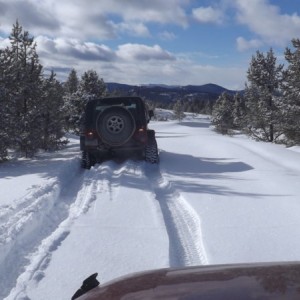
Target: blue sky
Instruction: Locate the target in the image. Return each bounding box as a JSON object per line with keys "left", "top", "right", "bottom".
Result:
{"left": 0, "top": 0, "right": 300, "bottom": 89}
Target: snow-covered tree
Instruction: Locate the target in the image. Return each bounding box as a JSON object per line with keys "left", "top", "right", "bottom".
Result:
{"left": 211, "top": 92, "right": 234, "bottom": 134}
{"left": 67, "top": 70, "right": 107, "bottom": 133}
{"left": 281, "top": 39, "right": 300, "bottom": 145}
{"left": 232, "top": 93, "right": 246, "bottom": 129}
{"left": 78, "top": 70, "right": 106, "bottom": 100}
{"left": 64, "top": 68, "right": 79, "bottom": 94}
{"left": 40, "top": 71, "right": 68, "bottom": 150}
{"left": 245, "top": 49, "right": 283, "bottom": 142}
{"left": 63, "top": 69, "right": 80, "bottom": 131}
{"left": 3, "top": 21, "right": 44, "bottom": 157}
{"left": 0, "top": 49, "right": 9, "bottom": 160}
{"left": 173, "top": 99, "right": 185, "bottom": 121}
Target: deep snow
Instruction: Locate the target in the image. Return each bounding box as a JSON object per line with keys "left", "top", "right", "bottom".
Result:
{"left": 0, "top": 113, "right": 300, "bottom": 300}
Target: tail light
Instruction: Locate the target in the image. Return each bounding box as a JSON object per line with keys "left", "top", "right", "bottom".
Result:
{"left": 134, "top": 126, "right": 147, "bottom": 143}
{"left": 85, "top": 130, "right": 95, "bottom": 138}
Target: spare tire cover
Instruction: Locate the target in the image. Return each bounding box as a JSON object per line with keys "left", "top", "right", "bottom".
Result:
{"left": 96, "top": 106, "right": 136, "bottom": 146}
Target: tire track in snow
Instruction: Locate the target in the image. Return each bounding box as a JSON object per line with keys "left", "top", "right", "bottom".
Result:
{"left": 7, "top": 160, "right": 143, "bottom": 299}
{"left": 94, "top": 159, "right": 207, "bottom": 268}
{"left": 92, "top": 159, "right": 142, "bottom": 201}
{"left": 2, "top": 161, "right": 101, "bottom": 300}
{"left": 144, "top": 164, "right": 208, "bottom": 267}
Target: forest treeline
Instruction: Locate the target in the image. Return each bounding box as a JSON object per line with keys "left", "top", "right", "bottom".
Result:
{"left": 0, "top": 21, "right": 108, "bottom": 160}
{"left": 211, "top": 45, "right": 300, "bottom": 145}
{"left": 1, "top": 21, "right": 299, "bottom": 162}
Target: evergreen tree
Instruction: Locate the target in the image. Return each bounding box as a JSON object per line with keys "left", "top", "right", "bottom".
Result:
{"left": 1, "top": 21, "right": 44, "bottom": 157}
{"left": 68, "top": 70, "right": 107, "bottom": 134}
{"left": 64, "top": 68, "right": 79, "bottom": 94}
{"left": 78, "top": 69, "right": 107, "bottom": 101}
{"left": 173, "top": 99, "right": 185, "bottom": 121}
{"left": 0, "top": 49, "right": 9, "bottom": 160}
{"left": 232, "top": 93, "right": 246, "bottom": 129}
{"left": 245, "top": 49, "right": 283, "bottom": 142}
{"left": 41, "top": 71, "right": 68, "bottom": 150}
{"left": 63, "top": 69, "right": 79, "bottom": 131}
{"left": 211, "top": 92, "right": 234, "bottom": 134}
{"left": 281, "top": 39, "right": 300, "bottom": 145}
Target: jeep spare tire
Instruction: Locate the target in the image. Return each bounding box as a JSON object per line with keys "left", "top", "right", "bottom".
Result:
{"left": 96, "top": 106, "right": 136, "bottom": 146}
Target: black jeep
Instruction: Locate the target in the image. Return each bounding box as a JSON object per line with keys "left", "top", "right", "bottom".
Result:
{"left": 80, "top": 96, "right": 159, "bottom": 169}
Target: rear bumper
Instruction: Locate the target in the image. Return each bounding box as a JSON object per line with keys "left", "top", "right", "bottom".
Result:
{"left": 81, "top": 136, "right": 146, "bottom": 154}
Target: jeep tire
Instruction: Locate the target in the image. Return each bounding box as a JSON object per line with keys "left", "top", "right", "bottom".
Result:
{"left": 145, "top": 130, "right": 159, "bottom": 164}
{"left": 81, "top": 151, "right": 95, "bottom": 169}
{"left": 96, "top": 106, "right": 136, "bottom": 146}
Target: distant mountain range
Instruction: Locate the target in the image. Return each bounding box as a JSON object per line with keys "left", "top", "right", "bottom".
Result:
{"left": 106, "top": 82, "right": 241, "bottom": 104}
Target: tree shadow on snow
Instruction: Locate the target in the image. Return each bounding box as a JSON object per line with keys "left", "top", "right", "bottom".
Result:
{"left": 178, "top": 120, "right": 210, "bottom": 128}
{"left": 160, "top": 150, "right": 253, "bottom": 175}
{"left": 0, "top": 142, "right": 81, "bottom": 180}
{"left": 152, "top": 150, "right": 282, "bottom": 198}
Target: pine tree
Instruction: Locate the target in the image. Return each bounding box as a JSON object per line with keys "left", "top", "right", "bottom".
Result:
{"left": 211, "top": 92, "right": 234, "bottom": 134}
{"left": 78, "top": 70, "right": 106, "bottom": 100}
{"left": 68, "top": 70, "right": 107, "bottom": 134}
{"left": 0, "top": 49, "right": 9, "bottom": 160}
{"left": 173, "top": 99, "right": 185, "bottom": 121}
{"left": 4, "top": 21, "right": 44, "bottom": 157}
{"left": 41, "top": 71, "right": 68, "bottom": 150}
{"left": 63, "top": 69, "right": 79, "bottom": 131}
{"left": 232, "top": 93, "right": 246, "bottom": 129}
{"left": 64, "top": 68, "right": 79, "bottom": 94}
{"left": 281, "top": 39, "right": 300, "bottom": 145}
{"left": 245, "top": 49, "right": 283, "bottom": 142}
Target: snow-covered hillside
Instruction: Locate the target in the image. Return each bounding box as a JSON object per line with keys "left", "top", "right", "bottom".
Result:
{"left": 1, "top": 114, "right": 300, "bottom": 300}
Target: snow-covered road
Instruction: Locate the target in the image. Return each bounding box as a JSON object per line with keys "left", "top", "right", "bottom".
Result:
{"left": 1, "top": 114, "right": 300, "bottom": 300}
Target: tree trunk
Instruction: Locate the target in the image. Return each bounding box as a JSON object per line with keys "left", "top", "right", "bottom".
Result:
{"left": 269, "top": 124, "right": 274, "bottom": 142}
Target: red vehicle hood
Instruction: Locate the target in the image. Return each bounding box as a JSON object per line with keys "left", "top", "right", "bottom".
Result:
{"left": 76, "top": 261, "right": 300, "bottom": 299}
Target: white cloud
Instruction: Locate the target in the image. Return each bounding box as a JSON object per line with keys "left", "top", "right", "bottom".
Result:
{"left": 111, "top": 58, "right": 246, "bottom": 90}
{"left": 158, "top": 31, "right": 177, "bottom": 41}
{"left": 192, "top": 6, "right": 224, "bottom": 24}
{"left": 0, "top": 0, "right": 62, "bottom": 38}
{"left": 232, "top": 0, "right": 300, "bottom": 46}
{"left": 33, "top": 36, "right": 245, "bottom": 90}
{"left": 94, "top": 56, "right": 246, "bottom": 90}
{"left": 99, "top": 0, "right": 189, "bottom": 26}
{"left": 0, "top": 0, "right": 189, "bottom": 39}
{"left": 0, "top": 37, "right": 10, "bottom": 49}
{"left": 0, "top": 0, "right": 248, "bottom": 89}
{"left": 116, "top": 44, "right": 176, "bottom": 61}
{"left": 114, "top": 22, "right": 150, "bottom": 37}
{"left": 35, "top": 36, "right": 117, "bottom": 72}
{"left": 236, "top": 36, "right": 263, "bottom": 51}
